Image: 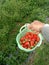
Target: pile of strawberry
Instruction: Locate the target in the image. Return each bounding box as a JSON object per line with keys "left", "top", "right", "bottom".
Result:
{"left": 20, "top": 32, "right": 40, "bottom": 49}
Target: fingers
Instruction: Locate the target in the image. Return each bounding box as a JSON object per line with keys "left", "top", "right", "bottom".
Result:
{"left": 27, "top": 24, "right": 32, "bottom": 29}
{"left": 27, "top": 23, "right": 35, "bottom": 30}
{"left": 27, "top": 23, "right": 40, "bottom": 34}
{"left": 36, "top": 31, "right": 39, "bottom": 34}
{"left": 31, "top": 30, "right": 39, "bottom": 34}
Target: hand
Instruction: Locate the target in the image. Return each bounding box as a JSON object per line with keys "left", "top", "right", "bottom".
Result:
{"left": 27, "top": 20, "right": 45, "bottom": 33}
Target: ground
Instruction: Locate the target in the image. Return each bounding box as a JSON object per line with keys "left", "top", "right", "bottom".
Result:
{"left": 0, "top": 0, "right": 49, "bottom": 65}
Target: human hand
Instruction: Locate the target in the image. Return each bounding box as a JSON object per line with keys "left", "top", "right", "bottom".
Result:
{"left": 27, "top": 20, "right": 45, "bottom": 33}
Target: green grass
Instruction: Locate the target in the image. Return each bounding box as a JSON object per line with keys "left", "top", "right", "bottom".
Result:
{"left": 0, "top": 0, "right": 49, "bottom": 65}
{"left": 33, "top": 43, "right": 49, "bottom": 65}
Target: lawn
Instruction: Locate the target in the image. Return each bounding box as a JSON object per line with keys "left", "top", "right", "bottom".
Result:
{"left": 0, "top": 0, "right": 49, "bottom": 65}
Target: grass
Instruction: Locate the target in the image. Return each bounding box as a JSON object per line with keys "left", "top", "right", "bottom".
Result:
{"left": 33, "top": 42, "right": 49, "bottom": 65}
{"left": 0, "top": 0, "right": 49, "bottom": 65}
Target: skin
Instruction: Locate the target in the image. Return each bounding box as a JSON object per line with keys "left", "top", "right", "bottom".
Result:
{"left": 27, "top": 20, "right": 45, "bottom": 33}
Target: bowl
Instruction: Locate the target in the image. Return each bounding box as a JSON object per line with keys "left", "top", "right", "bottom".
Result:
{"left": 16, "top": 24, "right": 44, "bottom": 52}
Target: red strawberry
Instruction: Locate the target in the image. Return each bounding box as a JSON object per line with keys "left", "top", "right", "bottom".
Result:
{"left": 30, "top": 41, "right": 35, "bottom": 47}
{"left": 36, "top": 36, "right": 40, "bottom": 42}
